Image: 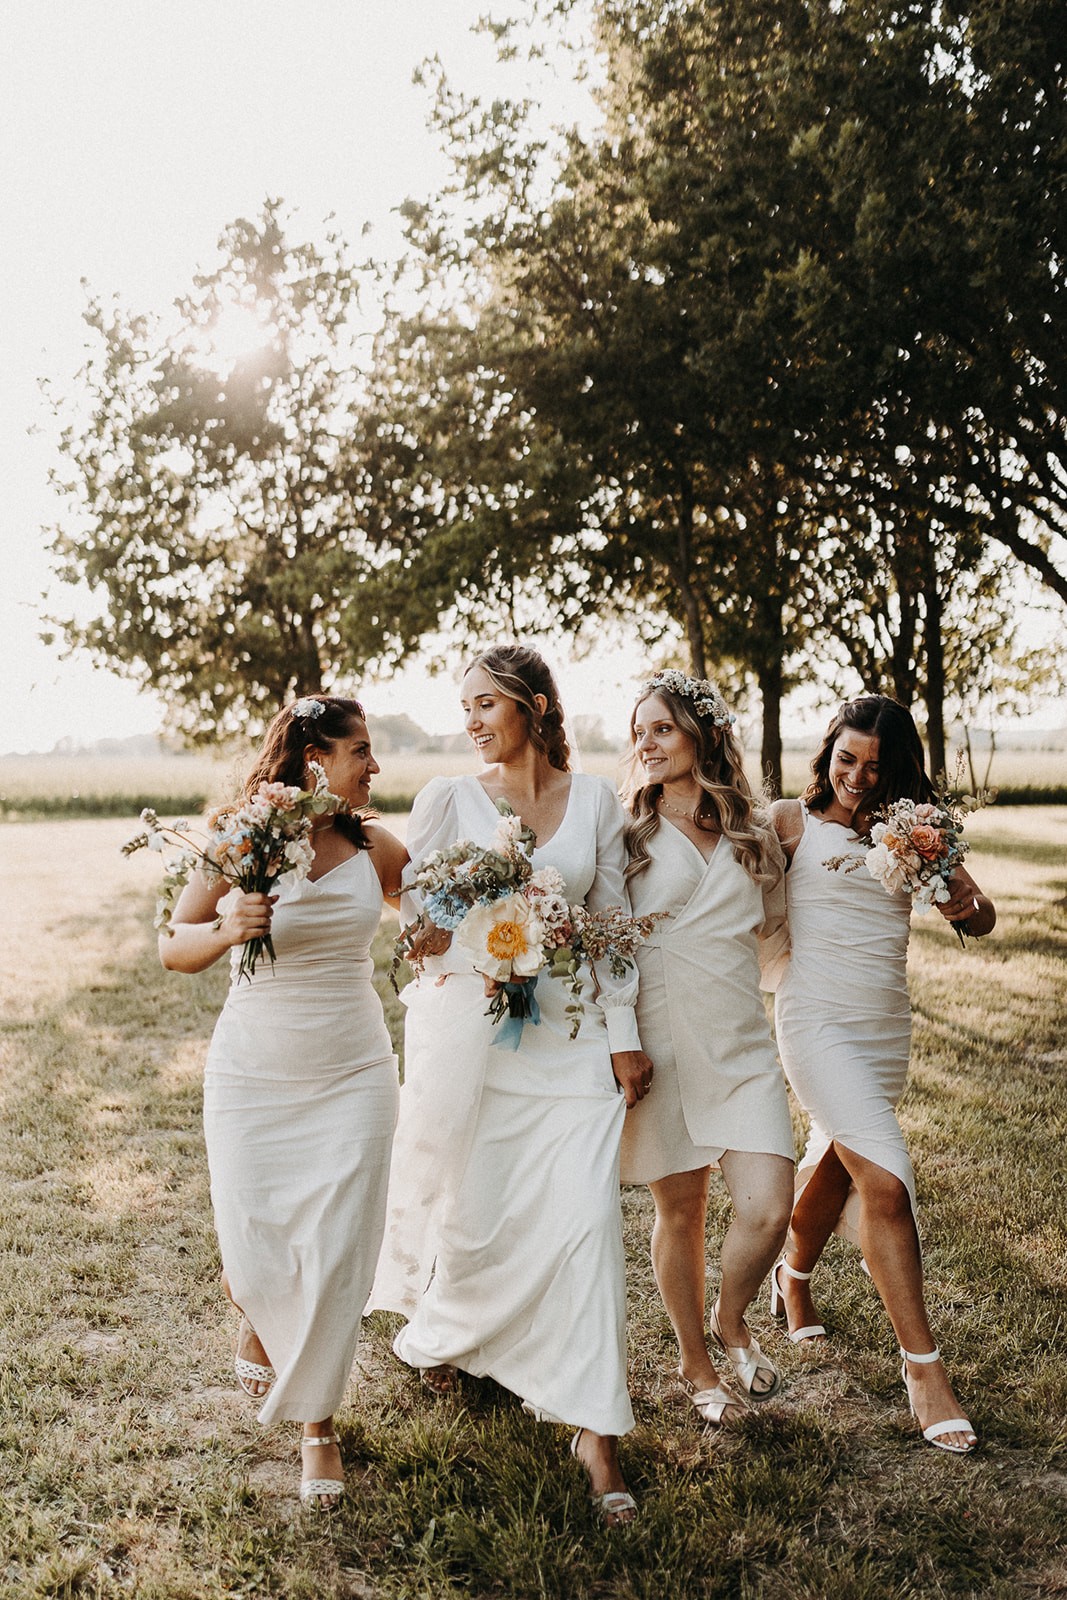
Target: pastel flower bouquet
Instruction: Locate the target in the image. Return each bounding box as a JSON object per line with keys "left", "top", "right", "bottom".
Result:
{"left": 825, "top": 773, "right": 994, "bottom": 945}
{"left": 393, "top": 800, "right": 664, "bottom": 1044}
{"left": 122, "top": 763, "right": 349, "bottom": 980}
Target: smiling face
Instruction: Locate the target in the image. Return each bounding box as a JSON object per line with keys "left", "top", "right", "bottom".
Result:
{"left": 309, "top": 717, "right": 380, "bottom": 806}
{"left": 461, "top": 666, "right": 532, "bottom": 765}
{"left": 826, "top": 727, "right": 881, "bottom": 823}
{"left": 632, "top": 694, "right": 698, "bottom": 790}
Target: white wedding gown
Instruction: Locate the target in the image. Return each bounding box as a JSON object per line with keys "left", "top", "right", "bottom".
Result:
{"left": 621, "top": 819, "right": 794, "bottom": 1183}
{"left": 370, "top": 773, "right": 639, "bottom": 1436}
{"left": 204, "top": 849, "right": 398, "bottom": 1425}
{"left": 773, "top": 806, "right": 915, "bottom": 1242}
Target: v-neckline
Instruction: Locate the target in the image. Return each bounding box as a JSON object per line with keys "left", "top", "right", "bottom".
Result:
{"left": 304, "top": 851, "right": 360, "bottom": 888}
{"left": 471, "top": 774, "right": 576, "bottom": 852}
{"left": 660, "top": 815, "right": 722, "bottom": 868}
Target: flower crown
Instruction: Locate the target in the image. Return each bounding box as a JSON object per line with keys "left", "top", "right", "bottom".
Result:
{"left": 641, "top": 670, "right": 735, "bottom": 727}
{"left": 291, "top": 696, "right": 325, "bottom": 721}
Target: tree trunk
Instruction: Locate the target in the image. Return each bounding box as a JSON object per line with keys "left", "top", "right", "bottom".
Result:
{"left": 757, "top": 653, "right": 784, "bottom": 796}
{"left": 922, "top": 543, "right": 947, "bottom": 780}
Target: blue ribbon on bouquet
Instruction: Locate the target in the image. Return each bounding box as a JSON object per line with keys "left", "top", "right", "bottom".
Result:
{"left": 491, "top": 977, "right": 541, "bottom": 1051}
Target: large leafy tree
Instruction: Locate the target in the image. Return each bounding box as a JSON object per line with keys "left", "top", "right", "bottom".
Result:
{"left": 46, "top": 202, "right": 395, "bottom": 742}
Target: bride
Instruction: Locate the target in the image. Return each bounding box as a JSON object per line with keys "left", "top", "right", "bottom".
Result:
{"left": 371, "top": 644, "right": 653, "bottom": 1528}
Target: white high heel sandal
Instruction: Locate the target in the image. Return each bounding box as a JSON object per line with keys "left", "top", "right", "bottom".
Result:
{"left": 900, "top": 1347, "right": 977, "bottom": 1454}
{"left": 769, "top": 1258, "right": 827, "bottom": 1344}
{"left": 300, "top": 1434, "right": 346, "bottom": 1507}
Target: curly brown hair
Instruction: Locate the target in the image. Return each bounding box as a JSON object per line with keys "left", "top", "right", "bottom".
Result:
{"left": 244, "top": 694, "right": 374, "bottom": 848}
{"left": 804, "top": 695, "right": 935, "bottom": 835}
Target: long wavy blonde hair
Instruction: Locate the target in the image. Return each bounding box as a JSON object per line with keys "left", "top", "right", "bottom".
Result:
{"left": 623, "top": 685, "right": 779, "bottom": 885}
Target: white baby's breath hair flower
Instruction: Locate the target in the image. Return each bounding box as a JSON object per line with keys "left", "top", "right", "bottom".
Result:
{"left": 641, "top": 670, "right": 735, "bottom": 727}
{"left": 291, "top": 696, "right": 325, "bottom": 720}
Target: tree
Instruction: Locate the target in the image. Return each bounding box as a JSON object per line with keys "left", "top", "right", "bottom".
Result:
{"left": 46, "top": 202, "right": 393, "bottom": 742}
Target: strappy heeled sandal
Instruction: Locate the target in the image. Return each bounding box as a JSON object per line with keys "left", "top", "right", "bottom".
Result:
{"left": 570, "top": 1429, "right": 637, "bottom": 1528}
{"left": 234, "top": 1317, "right": 276, "bottom": 1398}
{"left": 710, "top": 1301, "right": 781, "bottom": 1401}
{"left": 677, "top": 1370, "right": 746, "bottom": 1426}
{"left": 900, "top": 1347, "right": 977, "bottom": 1454}
{"left": 300, "top": 1434, "right": 345, "bottom": 1507}
{"left": 769, "top": 1258, "right": 828, "bottom": 1345}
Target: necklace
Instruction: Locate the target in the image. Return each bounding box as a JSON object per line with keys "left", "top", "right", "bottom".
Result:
{"left": 658, "top": 794, "right": 703, "bottom": 821}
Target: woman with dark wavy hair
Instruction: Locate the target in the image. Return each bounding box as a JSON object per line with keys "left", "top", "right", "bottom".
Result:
{"left": 769, "top": 695, "right": 995, "bottom": 1454}
{"left": 371, "top": 644, "right": 653, "bottom": 1528}
{"left": 620, "top": 672, "right": 794, "bottom": 1426}
{"left": 162, "top": 694, "right": 408, "bottom": 1506}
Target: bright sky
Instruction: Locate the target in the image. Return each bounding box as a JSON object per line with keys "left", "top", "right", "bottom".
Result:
{"left": 1, "top": 3, "right": 1060, "bottom": 754}
{"left": 0, "top": 0, "right": 656, "bottom": 752}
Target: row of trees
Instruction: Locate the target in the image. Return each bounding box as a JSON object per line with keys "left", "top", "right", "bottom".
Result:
{"left": 47, "top": 0, "right": 1066, "bottom": 785}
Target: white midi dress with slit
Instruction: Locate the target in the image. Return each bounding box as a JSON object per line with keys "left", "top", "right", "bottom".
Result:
{"left": 773, "top": 807, "right": 916, "bottom": 1243}
{"left": 204, "top": 850, "right": 398, "bottom": 1425}
{"left": 620, "top": 820, "right": 794, "bottom": 1184}
{"left": 369, "top": 773, "right": 639, "bottom": 1437}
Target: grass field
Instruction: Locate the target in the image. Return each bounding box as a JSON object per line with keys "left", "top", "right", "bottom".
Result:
{"left": 2, "top": 745, "right": 1066, "bottom": 819}
{"left": 0, "top": 809, "right": 1064, "bottom": 1598}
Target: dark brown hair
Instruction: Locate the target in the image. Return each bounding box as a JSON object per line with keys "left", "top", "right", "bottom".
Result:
{"left": 464, "top": 644, "right": 571, "bottom": 772}
{"left": 804, "top": 695, "right": 935, "bottom": 835}
{"left": 244, "top": 694, "right": 373, "bottom": 848}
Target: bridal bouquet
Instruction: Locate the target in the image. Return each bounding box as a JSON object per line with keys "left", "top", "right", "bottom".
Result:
{"left": 122, "top": 763, "right": 349, "bottom": 980}
{"left": 393, "top": 800, "right": 665, "bottom": 1042}
{"left": 824, "top": 770, "right": 994, "bottom": 945}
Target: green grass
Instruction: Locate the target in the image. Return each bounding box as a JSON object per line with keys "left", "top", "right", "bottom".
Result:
{"left": 0, "top": 811, "right": 1064, "bottom": 1597}
{"left": 4, "top": 747, "right": 1066, "bottom": 820}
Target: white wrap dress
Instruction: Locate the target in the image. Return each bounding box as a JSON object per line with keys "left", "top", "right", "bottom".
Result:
{"left": 369, "top": 773, "right": 640, "bottom": 1437}
{"left": 204, "top": 849, "right": 399, "bottom": 1425}
{"left": 773, "top": 806, "right": 915, "bottom": 1243}
{"left": 620, "top": 821, "right": 794, "bottom": 1183}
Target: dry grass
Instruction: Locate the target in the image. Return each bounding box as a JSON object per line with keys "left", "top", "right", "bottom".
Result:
{"left": 0, "top": 810, "right": 1064, "bottom": 1598}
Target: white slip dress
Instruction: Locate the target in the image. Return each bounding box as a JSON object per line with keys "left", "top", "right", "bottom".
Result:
{"left": 369, "top": 773, "right": 638, "bottom": 1437}
{"left": 773, "top": 806, "right": 916, "bottom": 1242}
{"left": 620, "top": 820, "right": 794, "bottom": 1184}
{"left": 204, "top": 849, "right": 399, "bottom": 1425}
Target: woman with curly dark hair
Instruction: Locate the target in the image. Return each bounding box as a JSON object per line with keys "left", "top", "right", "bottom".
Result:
{"left": 770, "top": 695, "right": 995, "bottom": 1453}
{"left": 162, "top": 694, "right": 408, "bottom": 1505}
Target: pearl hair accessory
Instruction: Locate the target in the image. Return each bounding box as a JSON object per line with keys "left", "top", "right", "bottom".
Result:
{"left": 292, "top": 697, "right": 325, "bottom": 721}
{"left": 641, "top": 671, "right": 735, "bottom": 727}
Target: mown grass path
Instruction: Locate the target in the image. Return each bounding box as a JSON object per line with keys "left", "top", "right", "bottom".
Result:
{"left": 0, "top": 813, "right": 1064, "bottom": 1599}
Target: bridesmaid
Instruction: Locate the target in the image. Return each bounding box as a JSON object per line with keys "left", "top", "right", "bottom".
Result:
{"left": 620, "top": 671, "right": 794, "bottom": 1424}
{"left": 371, "top": 644, "right": 653, "bottom": 1527}
{"left": 161, "top": 695, "right": 408, "bottom": 1505}
{"left": 769, "top": 695, "right": 995, "bottom": 1453}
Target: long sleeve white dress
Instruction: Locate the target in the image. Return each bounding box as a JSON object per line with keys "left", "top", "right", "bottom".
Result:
{"left": 369, "top": 773, "right": 640, "bottom": 1437}
{"left": 204, "top": 849, "right": 399, "bottom": 1425}
{"left": 620, "top": 821, "right": 794, "bottom": 1183}
{"left": 773, "top": 806, "right": 915, "bottom": 1243}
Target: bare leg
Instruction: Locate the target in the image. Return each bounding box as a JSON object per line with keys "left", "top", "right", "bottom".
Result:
{"left": 832, "top": 1143, "right": 975, "bottom": 1450}
{"left": 301, "top": 1415, "right": 344, "bottom": 1508}
{"left": 715, "top": 1150, "right": 793, "bottom": 1343}
{"left": 648, "top": 1168, "right": 744, "bottom": 1418}
{"left": 571, "top": 1429, "right": 636, "bottom": 1527}
{"left": 220, "top": 1269, "right": 273, "bottom": 1396}
{"left": 776, "top": 1145, "right": 852, "bottom": 1338}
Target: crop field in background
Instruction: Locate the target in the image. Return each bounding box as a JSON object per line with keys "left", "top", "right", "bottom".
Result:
{"left": 3, "top": 745, "right": 1066, "bottom": 820}
{"left": 0, "top": 807, "right": 1064, "bottom": 1597}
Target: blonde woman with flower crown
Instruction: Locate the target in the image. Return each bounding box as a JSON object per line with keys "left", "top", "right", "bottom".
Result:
{"left": 371, "top": 644, "right": 653, "bottom": 1528}
{"left": 620, "top": 672, "right": 795, "bottom": 1427}
{"left": 161, "top": 695, "right": 408, "bottom": 1507}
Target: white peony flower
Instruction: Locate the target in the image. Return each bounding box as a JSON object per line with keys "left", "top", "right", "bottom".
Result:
{"left": 453, "top": 893, "right": 547, "bottom": 981}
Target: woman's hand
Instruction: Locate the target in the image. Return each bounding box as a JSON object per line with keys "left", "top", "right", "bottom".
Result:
{"left": 611, "top": 1050, "right": 655, "bottom": 1109}
{"left": 936, "top": 868, "right": 996, "bottom": 936}
{"left": 220, "top": 890, "right": 276, "bottom": 946}
{"left": 408, "top": 917, "right": 453, "bottom": 963}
